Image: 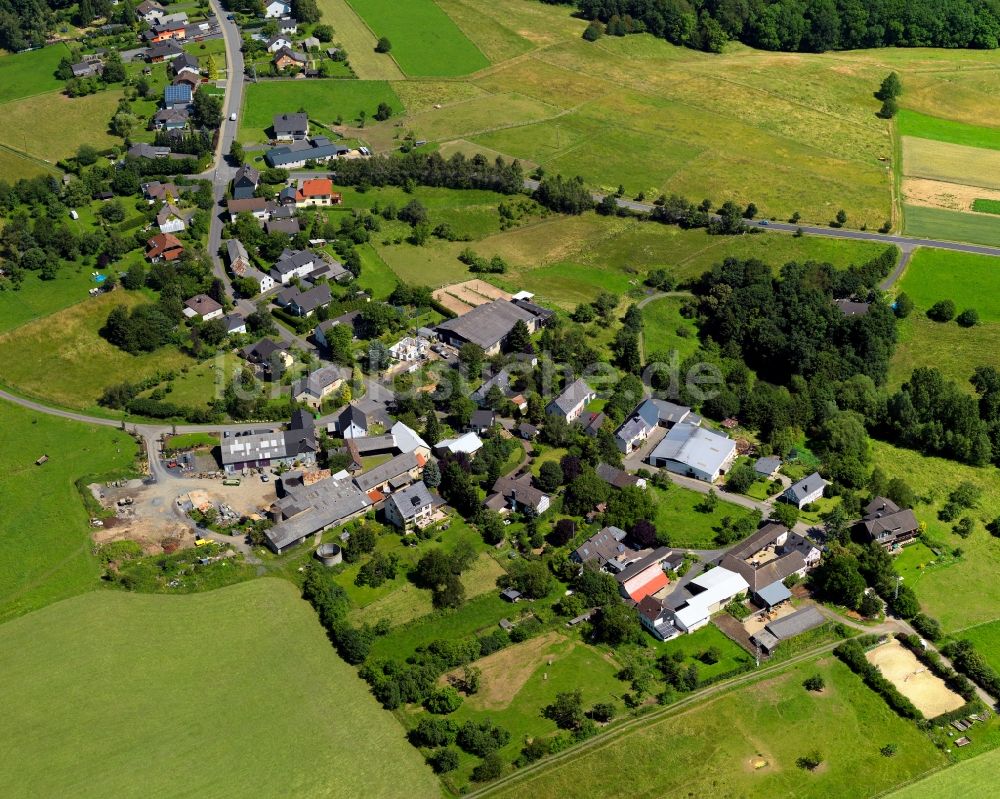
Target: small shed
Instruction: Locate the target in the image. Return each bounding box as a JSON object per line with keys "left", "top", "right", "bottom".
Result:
{"left": 751, "top": 628, "right": 780, "bottom": 654}
{"left": 500, "top": 587, "right": 522, "bottom": 603}
{"left": 756, "top": 580, "right": 792, "bottom": 609}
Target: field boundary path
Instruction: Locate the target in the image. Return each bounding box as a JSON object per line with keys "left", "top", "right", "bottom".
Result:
{"left": 522, "top": 179, "right": 1000, "bottom": 262}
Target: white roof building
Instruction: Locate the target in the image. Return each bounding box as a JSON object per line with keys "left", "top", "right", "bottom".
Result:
{"left": 648, "top": 422, "right": 737, "bottom": 482}
{"left": 435, "top": 432, "right": 483, "bottom": 456}
{"left": 668, "top": 567, "right": 749, "bottom": 633}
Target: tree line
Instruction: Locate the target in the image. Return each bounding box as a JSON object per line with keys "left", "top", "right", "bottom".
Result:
{"left": 333, "top": 151, "right": 525, "bottom": 194}
{"left": 564, "top": 0, "right": 1000, "bottom": 53}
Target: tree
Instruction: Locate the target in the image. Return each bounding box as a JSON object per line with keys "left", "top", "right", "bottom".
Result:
{"left": 425, "top": 686, "right": 463, "bottom": 714}
{"left": 536, "top": 460, "right": 564, "bottom": 492}
{"left": 457, "top": 720, "right": 510, "bottom": 756}
{"left": 543, "top": 690, "right": 585, "bottom": 730}
{"left": 927, "top": 299, "right": 956, "bottom": 322}
{"left": 564, "top": 471, "right": 609, "bottom": 517}
{"left": 427, "top": 747, "right": 459, "bottom": 774}
{"left": 314, "top": 24, "right": 334, "bottom": 42}
{"left": 583, "top": 20, "right": 603, "bottom": 41}
{"left": 772, "top": 501, "right": 799, "bottom": 528}
{"left": 76, "top": 144, "right": 99, "bottom": 166}
{"left": 229, "top": 140, "right": 245, "bottom": 165}
{"left": 100, "top": 52, "right": 126, "bottom": 83}
{"left": 876, "top": 72, "right": 903, "bottom": 101}
{"left": 859, "top": 591, "right": 883, "bottom": 618}
{"left": 592, "top": 601, "right": 641, "bottom": 645}
{"left": 471, "top": 752, "right": 504, "bottom": 782}
{"left": 508, "top": 560, "right": 552, "bottom": 599}
{"left": 422, "top": 459, "right": 441, "bottom": 488}
{"left": 110, "top": 112, "right": 138, "bottom": 139}
{"left": 893, "top": 292, "right": 914, "bottom": 318}
{"left": 204, "top": 54, "right": 218, "bottom": 81}
{"left": 835, "top": 209, "right": 848, "bottom": 226}
{"left": 374, "top": 102, "right": 393, "bottom": 121}
{"left": 423, "top": 411, "right": 442, "bottom": 446}
{"left": 604, "top": 486, "right": 655, "bottom": 532}
{"left": 192, "top": 90, "right": 223, "bottom": 128}
{"left": 508, "top": 319, "right": 533, "bottom": 353}
{"left": 458, "top": 342, "right": 484, "bottom": 381}
{"left": 121, "top": 262, "right": 145, "bottom": 290}
{"left": 725, "top": 461, "right": 757, "bottom": 494}
{"left": 803, "top": 674, "right": 825, "bottom": 692}
{"left": 589, "top": 702, "right": 615, "bottom": 722}
{"left": 878, "top": 97, "right": 898, "bottom": 118}
{"left": 957, "top": 308, "right": 980, "bottom": 327}
{"left": 375, "top": 36, "right": 392, "bottom": 53}
{"left": 811, "top": 550, "right": 866, "bottom": 609}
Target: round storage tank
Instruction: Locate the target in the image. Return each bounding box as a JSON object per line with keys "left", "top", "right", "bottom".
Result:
{"left": 316, "top": 543, "right": 342, "bottom": 567}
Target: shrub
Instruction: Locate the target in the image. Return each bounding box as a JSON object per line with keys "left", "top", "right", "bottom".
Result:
{"left": 427, "top": 746, "right": 459, "bottom": 773}
{"left": 471, "top": 752, "right": 504, "bottom": 782}
{"left": 880, "top": 743, "right": 897, "bottom": 757}
{"left": 588, "top": 702, "right": 616, "bottom": 723}
{"left": 457, "top": 719, "right": 511, "bottom": 756}
{"left": 424, "top": 685, "right": 463, "bottom": 714}
{"left": 956, "top": 308, "right": 979, "bottom": 327}
{"left": 911, "top": 614, "right": 942, "bottom": 641}
{"left": 927, "top": 299, "right": 956, "bottom": 322}
{"left": 893, "top": 292, "right": 914, "bottom": 318}
{"left": 409, "top": 717, "right": 457, "bottom": 748}
{"left": 796, "top": 750, "right": 823, "bottom": 770}
{"left": 803, "top": 674, "right": 825, "bottom": 692}
{"left": 375, "top": 36, "right": 391, "bottom": 53}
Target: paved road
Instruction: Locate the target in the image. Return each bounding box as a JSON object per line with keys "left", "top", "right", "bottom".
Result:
{"left": 523, "top": 179, "right": 1000, "bottom": 263}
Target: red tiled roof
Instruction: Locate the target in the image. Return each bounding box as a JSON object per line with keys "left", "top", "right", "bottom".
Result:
{"left": 146, "top": 232, "right": 184, "bottom": 260}
{"left": 626, "top": 570, "right": 669, "bottom": 603}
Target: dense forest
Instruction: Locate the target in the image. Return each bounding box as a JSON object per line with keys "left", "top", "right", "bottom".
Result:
{"left": 557, "top": 0, "right": 1000, "bottom": 52}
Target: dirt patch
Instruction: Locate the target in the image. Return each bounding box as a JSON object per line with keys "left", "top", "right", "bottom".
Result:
{"left": 446, "top": 631, "right": 568, "bottom": 710}
{"left": 866, "top": 640, "right": 964, "bottom": 717}
{"left": 903, "top": 177, "right": 1000, "bottom": 212}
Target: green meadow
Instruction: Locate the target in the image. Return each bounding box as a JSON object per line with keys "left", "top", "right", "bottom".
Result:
{"left": 897, "top": 109, "right": 1000, "bottom": 151}
{"left": 897, "top": 248, "right": 1000, "bottom": 322}
{"left": 904, "top": 205, "right": 1000, "bottom": 247}
{"left": 0, "top": 44, "right": 68, "bottom": 104}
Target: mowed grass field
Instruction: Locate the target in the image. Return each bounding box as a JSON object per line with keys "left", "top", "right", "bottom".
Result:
{"left": 0, "top": 291, "right": 193, "bottom": 411}
{"left": 871, "top": 440, "right": 1000, "bottom": 632}
{"left": 0, "top": 579, "right": 439, "bottom": 799}
{"left": 890, "top": 313, "right": 1000, "bottom": 391}
{"left": 0, "top": 269, "right": 98, "bottom": 334}
{"left": 896, "top": 248, "right": 1000, "bottom": 322}
{"left": 0, "top": 45, "right": 68, "bottom": 103}
{"left": 897, "top": 109, "right": 1000, "bottom": 151}
{"left": 487, "top": 656, "right": 945, "bottom": 799}
{"left": 346, "top": 0, "right": 489, "bottom": 76}
{"left": 0, "top": 399, "right": 137, "bottom": 624}
{"left": 903, "top": 205, "right": 1000, "bottom": 247}
{"left": 314, "top": 0, "right": 404, "bottom": 79}
{"left": 958, "top": 619, "right": 1000, "bottom": 675}
{"left": 889, "top": 748, "right": 1000, "bottom": 799}
{"left": 902, "top": 136, "right": 1000, "bottom": 191}
{"left": 239, "top": 80, "right": 402, "bottom": 143}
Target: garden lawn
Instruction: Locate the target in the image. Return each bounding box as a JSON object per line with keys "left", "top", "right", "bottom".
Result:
{"left": 871, "top": 440, "right": 1000, "bottom": 632}
{"left": 346, "top": 0, "right": 489, "bottom": 76}
{"left": 0, "top": 399, "right": 137, "bottom": 624}
{"left": 653, "top": 485, "right": 759, "bottom": 549}
{"left": 896, "top": 248, "right": 1000, "bottom": 322}
{"left": 488, "top": 656, "right": 946, "bottom": 799}
{"left": 654, "top": 622, "right": 754, "bottom": 681}
{"left": 0, "top": 269, "right": 97, "bottom": 334}
{"left": 163, "top": 432, "right": 217, "bottom": 451}
{"left": 239, "top": 80, "right": 402, "bottom": 143}
{"left": 0, "top": 89, "right": 123, "bottom": 164}
{"left": 0, "top": 580, "right": 439, "bottom": 799}
{"left": 0, "top": 291, "right": 194, "bottom": 412}
{"left": 0, "top": 45, "right": 68, "bottom": 103}
{"left": 889, "top": 747, "right": 1000, "bottom": 799}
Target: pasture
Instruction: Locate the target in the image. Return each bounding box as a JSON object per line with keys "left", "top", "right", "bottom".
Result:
{"left": 314, "top": 0, "right": 404, "bottom": 79}
{"left": 901, "top": 137, "right": 1000, "bottom": 191}
{"left": 641, "top": 295, "right": 700, "bottom": 360}
{"left": 897, "top": 109, "right": 1000, "bottom": 151}
{"left": 0, "top": 291, "right": 193, "bottom": 412}
{"left": 870, "top": 440, "right": 1000, "bottom": 632}
{"left": 896, "top": 248, "right": 1000, "bottom": 323}
{"left": 0, "top": 45, "right": 68, "bottom": 103}
{"left": 486, "top": 657, "right": 945, "bottom": 799}
{"left": 0, "top": 580, "right": 439, "bottom": 799}
{"left": 958, "top": 619, "right": 1000, "bottom": 676}
{"left": 346, "top": 0, "right": 489, "bottom": 76}
{"left": 903, "top": 205, "right": 1000, "bottom": 247}
{"left": 0, "top": 399, "right": 137, "bottom": 624}
{"left": 239, "top": 80, "right": 402, "bottom": 143}
{"left": 0, "top": 269, "right": 98, "bottom": 334}
{"left": 889, "top": 748, "right": 1000, "bottom": 799}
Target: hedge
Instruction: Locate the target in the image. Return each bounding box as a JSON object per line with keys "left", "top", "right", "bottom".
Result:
{"left": 941, "top": 639, "right": 1000, "bottom": 701}
{"left": 834, "top": 639, "right": 923, "bottom": 720}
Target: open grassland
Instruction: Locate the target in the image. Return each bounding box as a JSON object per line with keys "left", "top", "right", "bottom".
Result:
{"left": 487, "top": 656, "right": 945, "bottom": 799}
{"left": 972, "top": 199, "right": 1000, "bottom": 215}
{"left": 889, "top": 315, "right": 1000, "bottom": 392}
{"left": 0, "top": 45, "right": 68, "bottom": 103}
{"left": 0, "top": 291, "right": 194, "bottom": 412}
{"left": 897, "top": 109, "right": 1000, "bottom": 151}
{"left": 0, "top": 269, "right": 98, "bottom": 334}
{"left": 871, "top": 440, "right": 1000, "bottom": 632}
{"left": 0, "top": 399, "right": 136, "bottom": 624}
{"left": 889, "top": 748, "right": 1000, "bottom": 799}
{"left": 652, "top": 485, "right": 759, "bottom": 549}
{"left": 346, "top": 0, "right": 489, "bottom": 76}
{"left": 901, "top": 136, "right": 1000, "bottom": 191}
{"left": 641, "top": 296, "right": 699, "bottom": 359}
{"left": 0, "top": 89, "right": 122, "bottom": 166}
{"left": 0, "top": 580, "right": 439, "bottom": 799}
{"left": 314, "top": 0, "right": 404, "bottom": 79}
{"left": 435, "top": 0, "right": 536, "bottom": 63}
{"left": 0, "top": 146, "right": 60, "bottom": 179}
{"left": 239, "top": 80, "right": 402, "bottom": 143}
{"left": 896, "top": 248, "right": 1000, "bottom": 323}
{"left": 903, "top": 205, "right": 1000, "bottom": 247}
{"left": 958, "top": 619, "right": 1000, "bottom": 676}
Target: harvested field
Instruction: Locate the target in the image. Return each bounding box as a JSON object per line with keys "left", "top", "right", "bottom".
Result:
{"left": 902, "top": 136, "right": 1000, "bottom": 191}
{"left": 432, "top": 279, "right": 510, "bottom": 314}
{"left": 866, "top": 640, "right": 964, "bottom": 718}
{"left": 902, "top": 178, "right": 1000, "bottom": 213}
{"left": 433, "top": 291, "right": 474, "bottom": 315}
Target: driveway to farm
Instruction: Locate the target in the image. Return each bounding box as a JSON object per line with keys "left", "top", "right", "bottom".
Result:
{"left": 522, "top": 179, "right": 1000, "bottom": 280}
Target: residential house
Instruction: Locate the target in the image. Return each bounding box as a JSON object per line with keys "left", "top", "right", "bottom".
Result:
{"left": 156, "top": 203, "right": 190, "bottom": 233}
{"left": 145, "top": 232, "right": 184, "bottom": 262}
{"left": 146, "top": 40, "right": 185, "bottom": 62}
{"left": 595, "top": 463, "right": 646, "bottom": 491}
{"left": 278, "top": 283, "right": 332, "bottom": 317}
{"left": 581, "top": 411, "right": 607, "bottom": 438}
{"left": 272, "top": 46, "right": 307, "bottom": 70}
{"left": 314, "top": 311, "right": 362, "bottom": 348}
{"left": 264, "top": 0, "right": 292, "bottom": 18}
{"left": 266, "top": 472, "right": 371, "bottom": 553}
{"left": 226, "top": 196, "right": 277, "bottom": 222}
{"left": 71, "top": 61, "right": 102, "bottom": 78}
{"left": 241, "top": 338, "right": 292, "bottom": 377}
{"left": 860, "top": 497, "right": 920, "bottom": 550}
{"left": 467, "top": 409, "right": 496, "bottom": 434}
{"left": 278, "top": 18, "right": 298, "bottom": 34}
{"left": 637, "top": 595, "right": 679, "bottom": 641}
{"left": 130, "top": 143, "right": 172, "bottom": 160}
{"left": 153, "top": 107, "right": 189, "bottom": 131}
{"left": 353, "top": 451, "right": 425, "bottom": 496}
{"left": 834, "top": 298, "right": 871, "bottom": 317}
{"left": 484, "top": 472, "right": 550, "bottom": 515}
{"left": 270, "top": 248, "right": 317, "bottom": 284}
{"left": 264, "top": 218, "right": 300, "bottom": 236}
{"left": 471, "top": 367, "right": 528, "bottom": 411}
{"left": 183, "top": 293, "right": 224, "bottom": 321}
{"left": 719, "top": 523, "right": 820, "bottom": 608}
{"left": 754, "top": 456, "right": 782, "bottom": 479}
{"left": 292, "top": 365, "right": 349, "bottom": 409}
{"left": 142, "top": 180, "right": 179, "bottom": 202}
{"left": 334, "top": 398, "right": 392, "bottom": 439}
{"left": 163, "top": 83, "right": 192, "bottom": 109}
{"left": 435, "top": 298, "right": 542, "bottom": 356}
{"left": 664, "top": 566, "right": 749, "bottom": 634}
{"left": 171, "top": 52, "right": 199, "bottom": 77}
{"left": 648, "top": 422, "right": 737, "bottom": 483}
{"left": 231, "top": 165, "right": 260, "bottom": 201}
{"left": 782, "top": 472, "right": 828, "bottom": 509}
{"left": 546, "top": 378, "right": 595, "bottom": 424}
{"left": 435, "top": 432, "right": 483, "bottom": 457}
{"left": 385, "top": 482, "right": 435, "bottom": 532}
{"left": 136, "top": 0, "right": 166, "bottom": 23}
{"left": 615, "top": 398, "right": 693, "bottom": 454}
{"left": 516, "top": 422, "right": 539, "bottom": 441}
{"left": 294, "top": 178, "right": 341, "bottom": 208}
{"left": 226, "top": 238, "right": 251, "bottom": 273}
{"left": 389, "top": 336, "right": 429, "bottom": 362}
{"left": 264, "top": 137, "right": 349, "bottom": 169}
{"left": 571, "top": 525, "right": 631, "bottom": 571}
{"left": 172, "top": 72, "right": 199, "bottom": 90}
{"left": 146, "top": 20, "right": 186, "bottom": 43}
{"left": 266, "top": 35, "right": 293, "bottom": 53}
{"left": 272, "top": 112, "right": 309, "bottom": 141}
{"left": 221, "top": 313, "right": 247, "bottom": 335}
{"left": 615, "top": 547, "right": 675, "bottom": 602}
